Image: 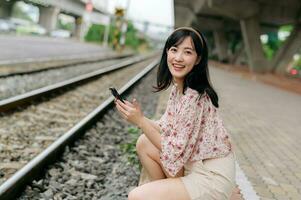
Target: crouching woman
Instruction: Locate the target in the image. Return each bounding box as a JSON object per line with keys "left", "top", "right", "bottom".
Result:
{"left": 115, "top": 27, "right": 241, "bottom": 200}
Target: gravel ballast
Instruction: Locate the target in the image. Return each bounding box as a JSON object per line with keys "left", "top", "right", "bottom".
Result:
{"left": 18, "top": 68, "right": 161, "bottom": 199}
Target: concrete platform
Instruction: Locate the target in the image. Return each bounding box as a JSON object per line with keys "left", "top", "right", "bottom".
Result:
{"left": 0, "top": 35, "right": 109, "bottom": 63}
{"left": 153, "top": 66, "right": 301, "bottom": 200}
{"left": 0, "top": 35, "right": 135, "bottom": 76}
{"left": 214, "top": 66, "right": 301, "bottom": 200}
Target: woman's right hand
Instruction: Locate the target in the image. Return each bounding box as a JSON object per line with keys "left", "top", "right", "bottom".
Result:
{"left": 115, "top": 98, "right": 144, "bottom": 127}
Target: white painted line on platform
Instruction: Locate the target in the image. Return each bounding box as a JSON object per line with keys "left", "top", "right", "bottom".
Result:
{"left": 236, "top": 162, "right": 260, "bottom": 200}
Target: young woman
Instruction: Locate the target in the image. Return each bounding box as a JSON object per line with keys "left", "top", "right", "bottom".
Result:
{"left": 115, "top": 27, "right": 242, "bottom": 200}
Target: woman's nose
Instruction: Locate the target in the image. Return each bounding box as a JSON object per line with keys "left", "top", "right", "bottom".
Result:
{"left": 174, "top": 51, "right": 184, "bottom": 62}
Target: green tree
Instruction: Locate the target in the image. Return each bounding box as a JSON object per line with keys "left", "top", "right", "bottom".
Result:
{"left": 12, "top": 2, "right": 34, "bottom": 22}
{"left": 262, "top": 32, "right": 282, "bottom": 60}
{"left": 84, "top": 21, "right": 151, "bottom": 51}
{"left": 57, "top": 19, "right": 74, "bottom": 31}
{"left": 85, "top": 24, "right": 106, "bottom": 42}
{"left": 262, "top": 25, "right": 293, "bottom": 60}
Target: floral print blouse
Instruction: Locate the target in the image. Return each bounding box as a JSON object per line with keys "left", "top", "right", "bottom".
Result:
{"left": 156, "top": 85, "right": 232, "bottom": 177}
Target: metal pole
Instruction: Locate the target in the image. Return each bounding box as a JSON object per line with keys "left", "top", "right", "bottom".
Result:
{"left": 120, "top": 0, "right": 131, "bottom": 50}
{"left": 103, "top": 15, "right": 111, "bottom": 47}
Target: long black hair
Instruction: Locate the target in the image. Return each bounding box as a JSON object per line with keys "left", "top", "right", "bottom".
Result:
{"left": 154, "top": 27, "right": 219, "bottom": 108}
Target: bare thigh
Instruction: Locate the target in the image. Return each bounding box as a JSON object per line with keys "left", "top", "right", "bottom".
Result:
{"left": 137, "top": 134, "right": 161, "bottom": 162}
{"left": 129, "top": 178, "right": 190, "bottom": 200}
{"left": 137, "top": 134, "right": 184, "bottom": 178}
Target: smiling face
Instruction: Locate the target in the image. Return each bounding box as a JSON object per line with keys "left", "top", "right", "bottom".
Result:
{"left": 167, "top": 36, "right": 200, "bottom": 84}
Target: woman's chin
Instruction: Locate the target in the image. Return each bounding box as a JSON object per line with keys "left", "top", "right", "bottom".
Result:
{"left": 171, "top": 74, "right": 185, "bottom": 82}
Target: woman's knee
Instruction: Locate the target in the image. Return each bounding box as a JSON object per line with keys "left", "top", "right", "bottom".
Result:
{"left": 128, "top": 187, "right": 144, "bottom": 200}
{"left": 136, "top": 134, "right": 148, "bottom": 154}
{"left": 136, "top": 134, "right": 160, "bottom": 162}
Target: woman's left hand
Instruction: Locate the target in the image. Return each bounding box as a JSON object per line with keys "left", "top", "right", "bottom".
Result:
{"left": 115, "top": 98, "right": 144, "bottom": 127}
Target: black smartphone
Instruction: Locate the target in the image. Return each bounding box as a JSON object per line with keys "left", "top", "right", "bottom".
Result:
{"left": 109, "top": 87, "right": 125, "bottom": 103}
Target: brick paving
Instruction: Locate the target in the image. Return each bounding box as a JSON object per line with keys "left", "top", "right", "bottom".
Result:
{"left": 154, "top": 65, "right": 301, "bottom": 200}
{"left": 212, "top": 66, "right": 301, "bottom": 200}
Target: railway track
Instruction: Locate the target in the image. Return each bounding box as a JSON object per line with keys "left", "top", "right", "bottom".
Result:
{"left": 0, "top": 53, "right": 156, "bottom": 111}
{"left": 0, "top": 56, "right": 159, "bottom": 199}
{"left": 0, "top": 51, "right": 133, "bottom": 78}
{"left": 0, "top": 53, "right": 156, "bottom": 101}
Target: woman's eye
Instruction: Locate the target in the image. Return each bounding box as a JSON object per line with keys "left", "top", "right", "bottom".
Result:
{"left": 170, "top": 48, "right": 177, "bottom": 52}
{"left": 185, "top": 51, "right": 192, "bottom": 55}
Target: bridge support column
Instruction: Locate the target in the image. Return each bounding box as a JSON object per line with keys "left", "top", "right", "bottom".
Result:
{"left": 73, "top": 16, "right": 83, "bottom": 40}
{"left": 0, "top": 0, "right": 16, "bottom": 18}
{"left": 73, "top": 14, "right": 90, "bottom": 41}
{"left": 271, "top": 26, "right": 301, "bottom": 74}
{"left": 240, "top": 16, "right": 267, "bottom": 73}
{"left": 38, "top": 6, "right": 60, "bottom": 33}
{"left": 213, "top": 30, "right": 229, "bottom": 62}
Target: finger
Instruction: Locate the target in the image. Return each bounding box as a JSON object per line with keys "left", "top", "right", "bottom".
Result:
{"left": 116, "top": 102, "right": 128, "bottom": 114}
{"left": 117, "top": 108, "right": 127, "bottom": 119}
{"left": 116, "top": 106, "right": 128, "bottom": 119}
{"left": 117, "top": 99, "right": 133, "bottom": 111}
{"left": 116, "top": 103, "right": 130, "bottom": 116}
{"left": 124, "top": 100, "right": 134, "bottom": 107}
{"left": 116, "top": 106, "right": 128, "bottom": 120}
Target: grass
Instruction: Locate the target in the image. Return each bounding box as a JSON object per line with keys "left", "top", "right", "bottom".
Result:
{"left": 119, "top": 126, "right": 141, "bottom": 170}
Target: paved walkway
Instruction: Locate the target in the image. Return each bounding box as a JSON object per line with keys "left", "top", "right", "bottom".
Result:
{"left": 214, "top": 66, "right": 301, "bottom": 200}
{"left": 0, "top": 35, "right": 109, "bottom": 62}
{"left": 154, "top": 66, "right": 301, "bottom": 200}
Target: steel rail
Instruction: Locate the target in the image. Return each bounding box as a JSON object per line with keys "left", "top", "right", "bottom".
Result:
{"left": 0, "top": 53, "right": 156, "bottom": 112}
{"left": 0, "top": 52, "right": 134, "bottom": 78}
{"left": 0, "top": 59, "right": 159, "bottom": 200}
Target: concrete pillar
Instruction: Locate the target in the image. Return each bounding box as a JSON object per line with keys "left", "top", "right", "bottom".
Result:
{"left": 230, "top": 43, "right": 246, "bottom": 65}
{"left": 272, "top": 26, "right": 301, "bottom": 74}
{"left": 240, "top": 16, "right": 267, "bottom": 73}
{"left": 213, "top": 30, "right": 229, "bottom": 62}
{"left": 0, "top": 0, "right": 16, "bottom": 18}
{"left": 73, "top": 16, "right": 83, "bottom": 40}
{"left": 73, "top": 13, "right": 91, "bottom": 41}
{"left": 38, "top": 6, "right": 60, "bottom": 33}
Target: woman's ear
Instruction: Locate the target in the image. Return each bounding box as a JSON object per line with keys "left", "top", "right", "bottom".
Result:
{"left": 195, "top": 56, "right": 201, "bottom": 65}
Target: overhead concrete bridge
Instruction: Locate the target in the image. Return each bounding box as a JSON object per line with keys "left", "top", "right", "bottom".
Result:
{"left": 174, "top": 0, "right": 301, "bottom": 74}
{"left": 0, "top": 0, "right": 109, "bottom": 39}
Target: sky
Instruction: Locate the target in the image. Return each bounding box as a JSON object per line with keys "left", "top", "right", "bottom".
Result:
{"left": 107, "top": 0, "right": 174, "bottom": 27}
{"left": 104, "top": 0, "right": 174, "bottom": 38}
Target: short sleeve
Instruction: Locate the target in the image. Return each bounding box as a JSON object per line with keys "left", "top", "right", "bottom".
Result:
{"left": 160, "top": 92, "right": 205, "bottom": 177}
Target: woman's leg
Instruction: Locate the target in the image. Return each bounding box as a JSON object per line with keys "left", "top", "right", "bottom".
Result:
{"left": 136, "top": 134, "right": 184, "bottom": 180}
{"left": 136, "top": 134, "right": 166, "bottom": 180}
{"left": 135, "top": 134, "right": 242, "bottom": 199}
{"left": 128, "top": 178, "right": 190, "bottom": 200}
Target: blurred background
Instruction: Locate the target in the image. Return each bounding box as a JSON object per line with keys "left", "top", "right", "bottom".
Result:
{"left": 0, "top": 0, "right": 300, "bottom": 79}
{"left": 0, "top": 0, "right": 173, "bottom": 51}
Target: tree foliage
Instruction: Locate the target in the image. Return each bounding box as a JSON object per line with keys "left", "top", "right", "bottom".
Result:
{"left": 84, "top": 21, "right": 150, "bottom": 51}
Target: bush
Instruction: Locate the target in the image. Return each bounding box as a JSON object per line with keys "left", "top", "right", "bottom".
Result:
{"left": 85, "top": 24, "right": 106, "bottom": 43}
{"left": 119, "top": 126, "right": 141, "bottom": 169}
{"left": 84, "top": 21, "right": 151, "bottom": 51}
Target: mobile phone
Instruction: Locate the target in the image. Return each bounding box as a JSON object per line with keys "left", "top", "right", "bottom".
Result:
{"left": 109, "top": 87, "right": 125, "bottom": 103}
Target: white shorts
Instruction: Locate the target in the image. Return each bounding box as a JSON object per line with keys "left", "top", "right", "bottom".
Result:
{"left": 180, "top": 152, "right": 236, "bottom": 200}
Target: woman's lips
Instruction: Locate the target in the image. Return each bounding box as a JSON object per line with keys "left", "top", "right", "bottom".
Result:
{"left": 172, "top": 64, "right": 184, "bottom": 71}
